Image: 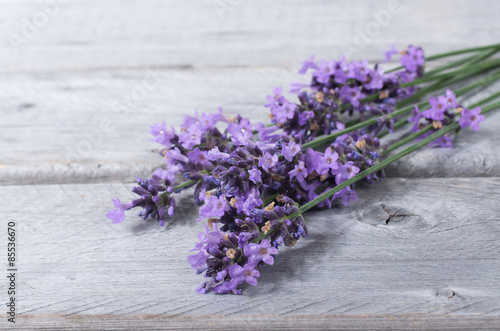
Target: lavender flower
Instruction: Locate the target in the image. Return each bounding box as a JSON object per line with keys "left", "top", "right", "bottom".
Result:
{"left": 198, "top": 195, "right": 229, "bottom": 221}
{"left": 244, "top": 240, "right": 278, "bottom": 266}
{"left": 298, "top": 54, "right": 319, "bottom": 75}
{"left": 228, "top": 264, "right": 260, "bottom": 287}
{"left": 263, "top": 45, "right": 425, "bottom": 145}
{"left": 189, "top": 116, "right": 388, "bottom": 294}
{"left": 408, "top": 105, "right": 424, "bottom": 132}
{"left": 289, "top": 161, "right": 308, "bottom": 182}
{"left": 384, "top": 44, "right": 399, "bottom": 62}
{"left": 458, "top": 107, "right": 485, "bottom": 131}
{"left": 107, "top": 108, "right": 260, "bottom": 225}
{"left": 259, "top": 152, "right": 278, "bottom": 172}
{"left": 400, "top": 45, "right": 425, "bottom": 73}
{"left": 105, "top": 198, "right": 133, "bottom": 224}
{"left": 106, "top": 43, "right": 500, "bottom": 296}
{"left": 334, "top": 161, "right": 360, "bottom": 184}
{"left": 282, "top": 140, "right": 302, "bottom": 162}
{"left": 149, "top": 122, "right": 176, "bottom": 148}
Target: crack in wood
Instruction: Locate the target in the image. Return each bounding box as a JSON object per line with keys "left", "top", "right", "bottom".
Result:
{"left": 381, "top": 204, "right": 419, "bottom": 224}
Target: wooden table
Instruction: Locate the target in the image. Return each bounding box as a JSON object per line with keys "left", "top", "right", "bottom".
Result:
{"left": 1, "top": 1, "right": 499, "bottom": 329}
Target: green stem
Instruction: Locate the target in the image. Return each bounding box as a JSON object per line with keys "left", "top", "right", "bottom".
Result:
{"left": 480, "top": 99, "right": 500, "bottom": 114}
{"left": 383, "top": 89, "right": 500, "bottom": 154}
{"left": 377, "top": 115, "right": 409, "bottom": 138}
{"left": 382, "top": 124, "right": 433, "bottom": 154}
{"left": 160, "top": 179, "right": 199, "bottom": 197}
{"left": 426, "top": 43, "right": 500, "bottom": 61}
{"left": 303, "top": 70, "right": 500, "bottom": 150}
{"left": 386, "top": 43, "right": 500, "bottom": 73}
{"left": 465, "top": 47, "right": 500, "bottom": 65}
{"left": 424, "top": 50, "right": 489, "bottom": 77}
{"left": 403, "top": 58, "right": 500, "bottom": 88}
{"left": 334, "top": 51, "right": 493, "bottom": 115}
{"left": 297, "top": 99, "right": 500, "bottom": 215}
{"left": 298, "top": 125, "right": 457, "bottom": 214}
{"left": 466, "top": 89, "right": 500, "bottom": 108}
{"left": 379, "top": 79, "right": 500, "bottom": 139}
{"left": 167, "top": 47, "right": 500, "bottom": 195}
{"left": 263, "top": 193, "right": 279, "bottom": 206}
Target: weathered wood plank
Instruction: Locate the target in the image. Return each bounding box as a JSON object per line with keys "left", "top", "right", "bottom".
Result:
{"left": 0, "top": 0, "right": 499, "bottom": 71}
{"left": 7, "top": 314, "right": 500, "bottom": 330}
{"left": 1, "top": 69, "right": 499, "bottom": 184}
{"left": 1, "top": 177, "right": 499, "bottom": 329}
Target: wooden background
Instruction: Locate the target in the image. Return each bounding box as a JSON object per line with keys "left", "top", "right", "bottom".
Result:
{"left": 1, "top": 0, "right": 499, "bottom": 329}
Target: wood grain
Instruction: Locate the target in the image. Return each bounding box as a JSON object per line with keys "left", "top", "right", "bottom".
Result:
{"left": 1, "top": 177, "right": 499, "bottom": 329}
{"left": 1, "top": 0, "right": 500, "bottom": 329}
{"left": 0, "top": 0, "right": 499, "bottom": 71}
{"left": 1, "top": 69, "right": 499, "bottom": 185}
{"left": 9, "top": 314, "right": 500, "bottom": 330}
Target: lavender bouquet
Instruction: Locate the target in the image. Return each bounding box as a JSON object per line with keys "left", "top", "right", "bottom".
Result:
{"left": 106, "top": 43, "right": 500, "bottom": 294}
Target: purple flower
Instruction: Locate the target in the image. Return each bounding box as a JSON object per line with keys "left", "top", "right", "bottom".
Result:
{"left": 259, "top": 152, "right": 278, "bottom": 172}
{"left": 458, "top": 107, "right": 485, "bottom": 131}
{"left": 282, "top": 140, "right": 302, "bottom": 162}
{"left": 384, "top": 44, "right": 399, "bottom": 62}
{"left": 313, "top": 59, "right": 335, "bottom": 84}
{"left": 289, "top": 161, "right": 308, "bottom": 183}
{"left": 334, "top": 188, "right": 358, "bottom": 206}
{"left": 248, "top": 166, "right": 262, "bottom": 184}
{"left": 188, "top": 248, "right": 210, "bottom": 271}
{"left": 179, "top": 124, "right": 205, "bottom": 150}
{"left": 180, "top": 112, "right": 200, "bottom": 131}
{"left": 354, "top": 60, "right": 371, "bottom": 82}
{"left": 198, "top": 195, "right": 229, "bottom": 221}
{"left": 212, "top": 281, "right": 241, "bottom": 295}
{"left": 206, "top": 146, "right": 230, "bottom": 161}
{"left": 429, "top": 135, "right": 453, "bottom": 149}
{"left": 199, "top": 108, "right": 226, "bottom": 127}
{"left": 400, "top": 45, "right": 425, "bottom": 72}
{"left": 305, "top": 148, "right": 323, "bottom": 174}
{"left": 407, "top": 105, "right": 423, "bottom": 132}
{"left": 298, "top": 110, "right": 315, "bottom": 126}
{"left": 302, "top": 180, "right": 321, "bottom": 201}
{"left": 237, "top": 231, "right": 254, "bottom": 248}
{"left": 152, "top": 168, "right": 170, "bottom": 181}
{"left": 228, "top": 118, "right": 252, "bottom": 137}
{"left": 166, "top": 147, "right": 189, "bottom": 164}
{"left": 340, "top": 85, "right": 366, "bottom": 107}
{"left": 273, "top": 101, "right": 297, "bottom": 123}
{"left": 445, "top": 89, "right": 457, "bottom": 108}
{"left": 149, "top": 122, "right": 176, "bottom": 148}
{"left": 289, "top": 82, "right": 309, "bottom": 94}
{"left": 298, "top": 54, "right": 318, "bottom": 74}
{"left": 192, "top": 224, "right": 224, "bottom": 251}
{"left": 265, "top": 87, "right": 284, "bottom": 107}
{"left": 334, "top": 55, "right": 356, "bottom": 84}
{"left": 231, "top": 131, "right": 252, "bottom": 147}
{"left": 255, "top": 123, "right": 281, "bottom": 143}
{"left": 163, "top": 164, "right": 180, "bottom": 184}
{"left": 188, "top": 148, "right": 213, "bottom": 168}
{"left": 363, "top": 66, "right": 384, "bottom": 90}
{"left": 235, "top": 189, "right": 263, "bottom": 215}
{"left": 229, "top": 264, "right": 260, "bottom": 287}
{"left": 106, "top": 198, "right": 133, "bottom": 224}
{"left": 318, "top": 147, "right": 339, "bottom": 175}
{"left": 423, "top": 96, "right": 447, "bottom": 121}
{"left": 244, "top": 239, "right": 278, "bottom": 266}
{"left": 335, "top": 161, "right": 360, "bottom": 184}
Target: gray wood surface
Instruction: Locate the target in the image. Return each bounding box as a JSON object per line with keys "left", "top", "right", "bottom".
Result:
{"left": 1, "top": 0, "right": 499, "bottom": 71}
{"left": 2, "top": 69, "right": 500, "bottom": 185}
{"left": 1, "top": 0, "right": 500, "bottom": 329}
{"left": 1, "top": 178, "right": 500, "bottom": 329}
